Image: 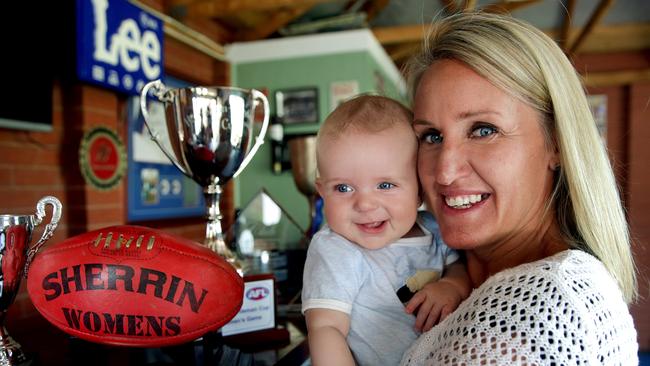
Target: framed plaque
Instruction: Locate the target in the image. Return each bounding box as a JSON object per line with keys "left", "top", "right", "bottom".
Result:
{"left": 275, "top": 87, "right": 319, "bottom": 125}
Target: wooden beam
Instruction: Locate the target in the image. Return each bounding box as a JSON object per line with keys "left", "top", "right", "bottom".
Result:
{"left": 463, "top": 0, "right": 477, "bottom": 11}
{"left": 387, "top": 42, "right": 422, "bottom": 63}
{"left": 439, "top": 0, "right": 458, "bottom": 14}
{"left": 373, "top": 24, "right": 426, "bottom": 45}
{"left": 574, "top": 23, "right": 650, "bottom": 53}
{"left": 363, "top": 0, "right": 391, "bottom": 22}
{"left": 235, "top": 5, "right": 312, "bottom": 41}
{"left": 559, "top": 0, "right": 576, "bottom": 52}
{"left": 374, "top": 23, "right": 650, "bottom": 54}
{"left": 184, "top": 0, "right": 344, "bottom": 17}
{"left": 568, "top": 0, "right": 615, "bottom": 56}
{"left": 583, "top": 69, "right": 650, "bottom": 87}
{"left": 130, "top": 0, "right": 227, "bottom": 61}
{"left": 483, "top": 0, "right": 542, "bottom": 14}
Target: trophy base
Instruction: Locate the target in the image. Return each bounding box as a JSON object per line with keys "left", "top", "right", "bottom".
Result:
{"left": 0, "top": 333, "right": 31, "bottom": 366}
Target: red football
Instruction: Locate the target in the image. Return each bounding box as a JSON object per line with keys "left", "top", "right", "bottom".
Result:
{"left": 26, "top": 225, "right": 244, "bottom": 347}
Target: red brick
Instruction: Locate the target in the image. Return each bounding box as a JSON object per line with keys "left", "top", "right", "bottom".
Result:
{"left": 0, "top": 143, "right": 61, "bottom": 166}
{"left": 80, "top": 85, "right": 119, "bottom": 112}
{"left": 0, "top": 167, "right": 14, "bottom": 186}
{"left": 78, "top": 109, "right": 119, "bottom": 126}
{"left": 0, "top": 188, "right": 67, "bottom": 213}
{"left": 165, "top": 38, "right": 214, "bottom": 84}
{"left": 14, "top": 166, "right": 64, "bottom": 187}
{"left": 86, "top": 206, "right": 125, "bottom": 224}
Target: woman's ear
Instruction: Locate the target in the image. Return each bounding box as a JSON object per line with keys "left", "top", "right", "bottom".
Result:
{"left": 548, "top": 150, "right": 560, "bottom": 171}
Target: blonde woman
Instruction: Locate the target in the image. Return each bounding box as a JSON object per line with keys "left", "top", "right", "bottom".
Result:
{"left": 401, "top": 11, "right": 637, "bottom": 365}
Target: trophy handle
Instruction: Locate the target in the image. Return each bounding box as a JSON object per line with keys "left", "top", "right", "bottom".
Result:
{"left": 24, "top": 196, "right": 62, "bottom": 277}
{"left": 233, "top": 89, "right": 270, "bottom": 178}
{"left": 140, "top": 80, "right": 191, "bottom": 177}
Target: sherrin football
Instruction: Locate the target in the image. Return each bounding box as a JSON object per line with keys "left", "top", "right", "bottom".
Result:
{"left": 26, "top": 225, "right": 244, "bottom": 347}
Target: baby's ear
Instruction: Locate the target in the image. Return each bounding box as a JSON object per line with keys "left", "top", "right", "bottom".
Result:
{"left": 315, "top": 178, "right": 324, "bottom": 197}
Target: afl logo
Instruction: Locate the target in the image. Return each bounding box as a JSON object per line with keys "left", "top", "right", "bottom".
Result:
{"left": 246, "top": 287, "right": 270, "bottom": 301}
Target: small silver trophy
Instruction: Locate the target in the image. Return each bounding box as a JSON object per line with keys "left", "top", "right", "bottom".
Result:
{"left": 140, "top": 81, "right": 269, "bottom": 273}
{"left": 0, "top": 196, "right": 62, "bottom": 365}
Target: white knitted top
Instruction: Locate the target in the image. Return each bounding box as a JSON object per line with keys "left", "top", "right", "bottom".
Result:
{"left": 400, "top": 250, "right": 638, "bottom": 366}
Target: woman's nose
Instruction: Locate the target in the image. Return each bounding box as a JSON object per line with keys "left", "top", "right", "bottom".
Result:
{"left": 433, "top": 144, "right": 470, "bottom": 186}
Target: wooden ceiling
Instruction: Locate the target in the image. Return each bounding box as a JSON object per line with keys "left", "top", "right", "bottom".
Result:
{"left": 135, "top": 0, "right": 650, "bottom": 83}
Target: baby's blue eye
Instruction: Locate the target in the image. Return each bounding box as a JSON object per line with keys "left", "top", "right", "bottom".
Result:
{"left": 378, "top": 182, "right": 395, "bottom": 190}
{"left": 471, "top": 125, "right": 497, "bottom": 137}
{"left": 335, "top": 184, "right": 352, "bottom": 193}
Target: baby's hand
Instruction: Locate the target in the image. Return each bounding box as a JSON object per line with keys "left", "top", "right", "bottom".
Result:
{"left": 404, "top": 279, "right": 463, "bottom": 332}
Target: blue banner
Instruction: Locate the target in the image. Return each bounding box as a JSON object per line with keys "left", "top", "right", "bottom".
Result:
{"left": 76, "top": 0, "right": 164, "bottom": 95}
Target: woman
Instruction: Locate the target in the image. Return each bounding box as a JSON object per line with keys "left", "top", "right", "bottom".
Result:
{"left": 401, "top": 12, "right": 638, "bottom": 365}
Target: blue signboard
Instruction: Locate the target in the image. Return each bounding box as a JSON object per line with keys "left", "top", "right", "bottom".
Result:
{"left": 127, "top": 77, "right": 205, "bottom": 221}
{"left": 76, "top": 0, "right": 164, "bottom": 95}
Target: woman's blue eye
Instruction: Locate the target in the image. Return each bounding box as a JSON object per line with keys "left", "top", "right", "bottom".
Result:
{"left": 378, "top": 182, "right": 395, "bottom": 190}
{"left": 335, "top": 184, "right": 352, "bottom": 193}
{"left": 472, "top": 125, "right": 497, "bottom": 138}
{"left": 421, "top": 131, "right": 443, "bottom": 144}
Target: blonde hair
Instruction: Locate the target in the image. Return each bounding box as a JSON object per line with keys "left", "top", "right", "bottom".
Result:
{"left": 316, "top": 95, "right": 415, "bottom": 165}
{"left": 405, "top": 12, "right": 637, "bottom": 303}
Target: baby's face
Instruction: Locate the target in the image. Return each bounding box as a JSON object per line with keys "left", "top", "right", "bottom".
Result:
{"left": 316, "top": 124, "right": 420, "bottom": 250}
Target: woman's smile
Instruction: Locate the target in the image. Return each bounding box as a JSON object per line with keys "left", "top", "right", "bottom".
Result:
{"left": 443, "top": 193, "right": 490, "bottom": 209}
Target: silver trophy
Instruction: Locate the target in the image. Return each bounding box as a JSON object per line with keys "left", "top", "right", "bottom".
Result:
{"left": 0, "top": 196, "right": 62, "bottom": 365}
{"left": 140, "top": 80, "right": 269, "bottom": 272}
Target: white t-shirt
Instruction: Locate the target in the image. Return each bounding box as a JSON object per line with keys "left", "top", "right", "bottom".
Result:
{"left": 401, "top": 250, "right": 638, "bottom": 365}
{"left": 302, "top": 211, "right": 459, "bottom": 366}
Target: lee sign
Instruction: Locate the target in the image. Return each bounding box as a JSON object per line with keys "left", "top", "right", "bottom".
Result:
{"left": 77, "top": 0, "right": 164, "bottom": 95}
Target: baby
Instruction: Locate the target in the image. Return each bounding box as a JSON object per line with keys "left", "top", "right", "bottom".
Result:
{"left": 301, "top": 95, "right": 470, "bottom": 366}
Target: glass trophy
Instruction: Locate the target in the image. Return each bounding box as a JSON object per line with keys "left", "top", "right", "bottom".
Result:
{"left": 227, "top": 189, "right": 307, "bottom": 303}
{"left": 221, "top": 189, "right": 307, "bottom": 336}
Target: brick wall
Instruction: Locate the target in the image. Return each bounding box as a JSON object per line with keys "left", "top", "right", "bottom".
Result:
{"left": 578, "top": 51, "right": 650, "bottom": 350}
{"left": 0, "top": 1, "right": 231, "bottom": 249}
{"left": 628, "top": 82, "right": 650, "bottom": 349}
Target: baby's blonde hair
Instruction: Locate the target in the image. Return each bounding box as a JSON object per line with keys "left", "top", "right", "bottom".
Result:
{"left": 316, "top": 95, "right": 415, "bottom": 166}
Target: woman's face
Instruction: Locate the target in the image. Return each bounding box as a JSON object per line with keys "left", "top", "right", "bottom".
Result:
{"left": 413, "top": 59, "right": 558, "bottom": 250}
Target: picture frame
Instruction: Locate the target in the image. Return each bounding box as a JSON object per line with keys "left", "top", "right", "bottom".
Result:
{"left": 275, "top": 87, "right": 319, "bottom": 125}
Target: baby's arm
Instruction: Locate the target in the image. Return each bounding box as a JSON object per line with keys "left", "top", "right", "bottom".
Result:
{"left": 405, "top": 261, "right": 471, "bottom": 332}
{"left": 305, "top": 308, "right": 355, "bottom": 366}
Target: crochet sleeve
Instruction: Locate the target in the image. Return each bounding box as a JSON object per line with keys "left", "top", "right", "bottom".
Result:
{"left": 400, "top": 251, "right": 637, "bottom": 365}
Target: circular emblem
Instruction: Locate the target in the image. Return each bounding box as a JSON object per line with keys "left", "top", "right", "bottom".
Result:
{"left": 79, "top": 126, "right": 127, "bottom": 190}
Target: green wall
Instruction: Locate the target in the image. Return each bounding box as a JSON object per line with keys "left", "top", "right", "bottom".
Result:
{"left": 231, "top": 51, "right": 405, "bottom": 244}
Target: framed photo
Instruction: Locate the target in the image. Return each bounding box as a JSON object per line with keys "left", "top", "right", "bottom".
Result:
{"left": 275, "top": 87, "right": 319, "bottom": 125}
